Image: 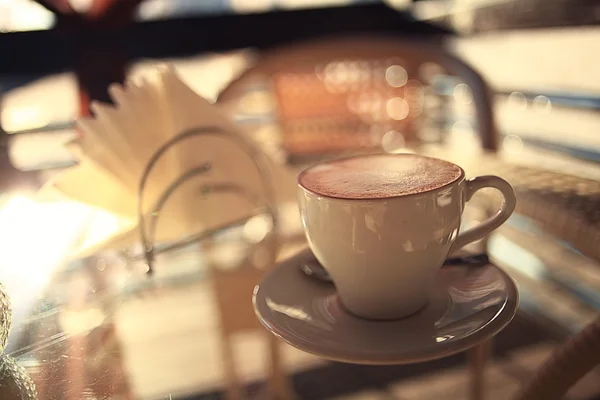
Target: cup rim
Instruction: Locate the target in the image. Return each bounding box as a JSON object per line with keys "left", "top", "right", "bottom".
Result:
{"left": 297, "top": 153, "right": 466, "bottom": 201}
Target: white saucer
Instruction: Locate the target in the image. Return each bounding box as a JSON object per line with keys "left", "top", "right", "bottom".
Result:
{"left": 253, "top": 248, "right": 518, "bottom": 365}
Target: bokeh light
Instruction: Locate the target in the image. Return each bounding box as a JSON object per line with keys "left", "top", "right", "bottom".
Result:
{"left": 386, "top": 97, "right": 410, "bottom": 120}
{"left": 385, "top": 65, "right": 408, "bottom": 88}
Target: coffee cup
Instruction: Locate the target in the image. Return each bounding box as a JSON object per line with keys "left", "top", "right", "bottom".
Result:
{"left": 297, "top": 153, "right": 516, "bottom": 320}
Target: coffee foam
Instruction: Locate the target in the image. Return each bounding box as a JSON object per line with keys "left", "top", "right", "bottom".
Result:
{"left": 299, "top": 154, "right": 462, "bottom": 199}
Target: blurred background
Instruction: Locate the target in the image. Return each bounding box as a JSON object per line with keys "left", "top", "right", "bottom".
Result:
{"left": 0, "top": 1, "right": 599, "bottom": 399}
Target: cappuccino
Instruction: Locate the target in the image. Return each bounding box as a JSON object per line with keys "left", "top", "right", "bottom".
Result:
{"left": 298, "top": 154, "right": 463, "bottom": 200}
{"left": 297, "top": 153, "right": 516, "bottom": 319}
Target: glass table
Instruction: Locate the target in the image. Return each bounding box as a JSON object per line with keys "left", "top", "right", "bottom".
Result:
{"left": 1, "top": 150, "right": 598, "bottom": 400}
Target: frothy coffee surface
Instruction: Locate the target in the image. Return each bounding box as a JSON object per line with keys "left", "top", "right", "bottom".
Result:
{"left": 299, "top": 154, "right": 462, "bottom": 199}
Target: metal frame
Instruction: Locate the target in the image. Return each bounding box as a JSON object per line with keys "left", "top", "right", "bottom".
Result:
{"left": 136, "top": 126, "right": 279, "bottom": 274}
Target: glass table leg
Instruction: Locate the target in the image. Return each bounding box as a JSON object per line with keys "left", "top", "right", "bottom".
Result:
{"left": 468, "top": 338, "right": 492, "bottom": 400}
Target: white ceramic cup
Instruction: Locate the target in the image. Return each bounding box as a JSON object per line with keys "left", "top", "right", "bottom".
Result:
{"left": 297, "top": 154, "right": 516, "bottom": 320}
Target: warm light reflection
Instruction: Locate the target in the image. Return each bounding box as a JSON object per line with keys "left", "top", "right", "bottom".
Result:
{"left": 358, "top": 92, "right": 381, "bottom": 115}
{"left": 503, "top": 134, "right": 524, "bottom": 153}
{"left": 387, "top": 148, "right": 417, "bottom": 155}
{"left": 0, "top": 0, "right": 55, "bottom": 32}
{"left": 488, "top": 234, "right": 546, "bottom": 280}
{"left": 451, "top": 120, "right": 473, "bottom": 136}
{"left": 453, "top": 83, "right": 473, "bottom": 104}
{"left": 533, "top": 95, "right": 552, "bottom": 112}
{"left": 435, "top": 335, "right": 454, "bottom": 343}
{"left": 386, "top": 97, "right": 410, "bottom": 120}
{"left": 266, "top": 297, "right": 313, "bottom": 322}
{"left": 239, "top": 90, "right": 276, "bottom": 115}
{"left": 68, "top": 0, "right": 93, "bottom": 13}
{"left": 277, "top": 0, "right": 351, "bottom": 9}
{"left": 405, "top": 79, "right": 425, "bottom": 117}
{"left": 230, "top": 0, "right": 274, "bottom": 13}
{"left": 0, "top": 196, "right": 125, "bottom": 291}
{"left": 385, "top": 65, "right": 408, "bottom": 88}
{"left": 264, "top": 297, "right": 333, "bottom": 331}
{"left": 381, "top": 130, "right": 406, "bottom": 152}
{"left": 0, "top": 196, "right": 104, "bottom": 338}
{"left": 59, "top": 307, "right": 106, "bottom": 335}
{"left": 243, "top": 213, "right": 273, "bottom": 243}
{"left": 0, "top": 196, "right": 87, "bottom": 285}
{"left": 1, "top": 106, "right": 49, "bottom": 133}
{"left": 507, "top": 92, "right": 527, "bottom": 110}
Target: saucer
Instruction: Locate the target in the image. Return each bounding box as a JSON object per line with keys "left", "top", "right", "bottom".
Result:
{"left": 253, "top": 248, "right": 518, "bottom": 365}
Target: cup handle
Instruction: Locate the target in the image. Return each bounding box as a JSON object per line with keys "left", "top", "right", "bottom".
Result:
{"left": 452, "top": 175, "right": 516, "bottom": 251}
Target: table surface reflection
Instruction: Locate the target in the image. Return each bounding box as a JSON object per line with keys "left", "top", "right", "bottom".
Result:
{"left": 4, "top": 209, "right": 310, "bottom": 400}
{"left": 3, "top": 149, "right": 600, "bottom": 399}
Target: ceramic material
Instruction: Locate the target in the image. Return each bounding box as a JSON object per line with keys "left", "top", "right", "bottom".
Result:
{"left": 253, "top": 248, "right": 518, "bottom": 365}
{"left": 301, "top": 253, "right": 491, "bottom": 282}
{"left": 297, "top": 154, "right": 516, "bottom": 319}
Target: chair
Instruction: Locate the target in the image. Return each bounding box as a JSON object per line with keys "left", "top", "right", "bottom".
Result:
{"left": 217, "top": 34, "right": 503, "bottom": 400}
{"left": 513, "top": 314, "right": 600, "bottom": 400}
{"left": 215, "top": 34, "right": 507, "bottom": 400}
{"left": 137, "top": 126, "right": 294, "bottom": 400}
{"left": 217, "top": 34, "right": 499, "bottom": 164}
